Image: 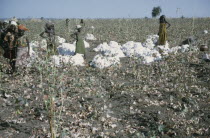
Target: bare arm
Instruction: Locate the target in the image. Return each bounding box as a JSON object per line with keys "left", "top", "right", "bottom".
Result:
{"left": 40, "top": 31, "right": 47, "bottom": 38}
{"left": 166, "top": 21, "right": 171, "bottom": 29}
{"left": 70, "top": 32, "right": 77, "bottom": 39}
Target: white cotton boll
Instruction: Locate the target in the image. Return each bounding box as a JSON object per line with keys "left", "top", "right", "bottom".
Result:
{"left": 40, "top": 39, "right": 47, "bottom": 50}
{"left": 56, "top": 36, "right": 66, "bottom": 43}
{"left": 84, "top": 40, "right": 90, "bottom": 48}
{"left": 69, "top": 54, "right": 85, "bottom": 66}
{"left": 50, "top": 54, "right": 84, "bottom": 67}
{"left": 93, "top": 42, "right": 109, "bottom": 52}
{"left": 94, "top": 42, "right": 125, "bottom": 58}
{"left": 29, "top": 41, "right": 39, "bottom": 48}
{"left": 91, "top": 26, "right": 95, "bottom": 29}
{"left": 109, "top": 41, "right": 120, "bottom": 48}
{"left": 203, "top": 30, "right": 208, "bottom": 34}
{"left": 90, "top": 54, "right": 120, "bottom": 69}
{"left": 202, "top": 53, "right": 210, "bottom": 60}
{"left": 29, "top": 42, "right": 39, "bottom": 57}
{"left": 151, "top": 50, "right": 162, "bottom": 61}
{"left": 85, "top": 33, "right": 97, "bottom": 40}
{"left": 147, "top": 34, "right": 159, "bottom": 44}
{"left": 181, "top": 44, "right": 190, "bottom": 52}
{"left": 134, "top": 43, "right": 151, "bottom": 57}
{"left": 143, "top": 39, "right": 155, "bottom": 49}
{"left": 142, "top": 56, "right": 155, "bottom": 64}
{"left": 29, "top": 46, "right": 36, "bottom": 57}
{"left": 156, "top": 42, "right": 170, "bottom": 56}
{"left": 61, "top": 56, "right": 71, "bottom": 64}
{"left": 58, "top": 43, "right": 75, "bottom": 56}
{"left": 50, "top": 55, "right": 62, "bottom": 66}
{"left": 169, "top": 46, "right": 181, "bottom": 54}
{"left": 121, "top": 41, "right": 136, "bottom": 57}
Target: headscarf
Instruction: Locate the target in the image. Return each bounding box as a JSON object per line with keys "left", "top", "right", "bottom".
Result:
{"left": 18, "top": 24, "right": 29, "bottom": 31}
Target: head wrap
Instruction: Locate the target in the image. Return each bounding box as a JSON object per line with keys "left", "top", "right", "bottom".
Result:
{"left": 10, "top": 21, "right": 17, "bottom": 26}
{"left": 18, "top": 24, "right": 29, "bottom": 31}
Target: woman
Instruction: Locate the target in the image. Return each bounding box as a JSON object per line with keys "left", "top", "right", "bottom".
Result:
{"left": 158, "top": 15, "right": 171, "bottom": 45}
{"left": 40, "top": 23, "right": 58, "bottom": 55}
{"left": 71, "top": 25, "right": 86, "bottom": 58}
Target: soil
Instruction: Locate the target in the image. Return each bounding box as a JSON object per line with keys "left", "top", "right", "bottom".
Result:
{"left": 0, "top": 40, "right": 210, "bottom": 138}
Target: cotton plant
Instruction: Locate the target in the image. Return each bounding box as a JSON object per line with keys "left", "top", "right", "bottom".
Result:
{"left": 50, "top": 54, "right": 85, "bottom": 67}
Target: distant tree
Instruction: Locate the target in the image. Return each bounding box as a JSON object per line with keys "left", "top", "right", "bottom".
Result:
{"left": 41, "top": 17, "right": 44, "bottom": 20}
{"left": 152, "top": 6, "right": 162, "bottom": 18}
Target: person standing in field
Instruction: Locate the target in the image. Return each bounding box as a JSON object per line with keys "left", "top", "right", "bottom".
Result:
{"left": 80, "top": 19, "right": 85, "bottom": 27}
{"left": 40, "top": 23, "right": 58, "bottom": 56}
{"left": 66, "top": 18, "right": 70, "bottom": 27}
{"left": 158, "top": 15, "right": 171, "bottom": 45}
{"left": 2, "top": 23, "right": 29, "bottom": 72}
{"left": 71, "top": 25, "right": 86, "bottom": 58}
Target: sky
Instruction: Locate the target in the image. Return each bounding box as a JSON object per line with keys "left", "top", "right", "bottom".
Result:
{"left": 0, "top": 0, "right": 210, "bottom": 18}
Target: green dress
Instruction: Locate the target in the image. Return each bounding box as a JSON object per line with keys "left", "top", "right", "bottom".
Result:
{"left": 74, "top": 31, "right": 85, "bottom": 55}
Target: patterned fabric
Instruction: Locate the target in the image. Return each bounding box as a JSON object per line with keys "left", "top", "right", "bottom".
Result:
{"left": 17, "top": 35, "right": 29, "bottom": 47}
{"left": 158, "top": 23, "right": 167, "bottom": 45}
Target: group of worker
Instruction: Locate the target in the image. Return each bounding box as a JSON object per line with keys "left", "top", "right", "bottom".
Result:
{"left": 2, "top": 15, "right": 207, "bottom": 73}
{"left": 0, "top": 18, "right": 86, "bottom": 73}
{"left": 0, "top": 18, "right": 29, "bottom": 72}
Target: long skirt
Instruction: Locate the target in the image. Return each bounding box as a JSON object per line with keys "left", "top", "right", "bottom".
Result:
{"left": 158, "top": 23, "right": 167, "bottom": 45}
{"left": 75, "top": 39, "right": 85, "bottom": 55}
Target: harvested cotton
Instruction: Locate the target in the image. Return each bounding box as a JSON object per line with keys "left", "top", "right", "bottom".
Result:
{"left": 121, "top": 41, "right": 137, "bottom": 57}
{"left": 180, "top": 44, "right": 190, "bottom": 52}
{"left": 203, "top": 30, "right": 208, "bottom": 34}
{"left": 90, "top": 54, "right": 120, "bottom": 69}
{"left": 50, "top": 54, "right": 85, "bottom": 66}
{"left": 40, "top": 39, "right": 47, "bottom": 50}
{"left": 58, "top": 43, "right": 75, "bottom": 56}
{"left": 156, "top": 42, "right": 170, "bottom": 56}
{"left": 69, "top": 54, "right": 85, "bottom": 66}
{"left": 56, "top": 36, "right": 66, "bottom": 43}
{"left": 85, "top": 33, "right": 97, "bottom": 40}
{"left": 168, "top": 46, "right": 182, "bottom": 54}
{"left": 94, "top": 41, "right": 125, "bottom": 58}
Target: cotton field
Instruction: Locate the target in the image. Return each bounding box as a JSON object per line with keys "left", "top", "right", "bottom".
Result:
{"left": 1, "top": 18, "right": 210, "bottom": 138}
